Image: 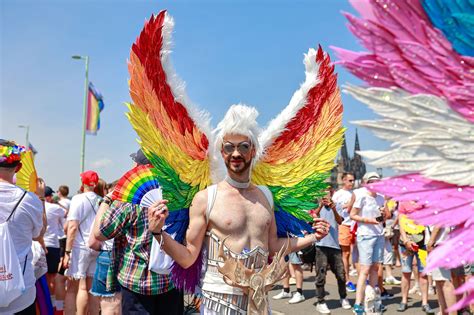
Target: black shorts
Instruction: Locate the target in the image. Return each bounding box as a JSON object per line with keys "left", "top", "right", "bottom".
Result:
{"left": 46, "top": 247, "right": 61, "bottom": 274}
{"left": 121, "top": 286, "right": 183, "bottom": 315}
{"left": 59, "top": 237, "right": 67, "bottom": 257}
{"left": 57, "top": 237, "right": 67, "bottom": 275}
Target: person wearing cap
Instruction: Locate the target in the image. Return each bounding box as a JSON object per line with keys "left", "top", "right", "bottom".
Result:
{"left": 130, "top": 149, "right": 151, "bottom": 166}
{"left": 88, "top": 179, "right": 122, "bottom": 315}
{"left": 43, "top": 186, "right": 66, "bottom": 309}
{"left": 92, "top": 149, "right": 184, "bottom": 315}
{"left": 0, "top": 139, "right": 46, "bottom": 315}
{"left": 63, "top": 170, "right": 101, "bottom": 315}
{"left": 350, "top": 172, "right": 390, "bottom": 314}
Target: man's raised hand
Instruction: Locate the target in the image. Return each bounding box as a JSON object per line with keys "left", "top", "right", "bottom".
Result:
{"left": 147, "top": 199, "right": 169, "bottom": 234}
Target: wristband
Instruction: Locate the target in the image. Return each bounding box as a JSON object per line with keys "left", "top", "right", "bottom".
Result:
{"left": 65, "top": 250, "right": 72, "bottom": 254}
{"left": 152, "top": 230, "right": 162, "bottom": 236}
{"left": 102, "top": 196, "right": 113, "bottom": 205}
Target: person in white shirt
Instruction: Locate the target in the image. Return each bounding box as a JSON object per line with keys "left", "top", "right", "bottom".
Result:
{"left": 0, "top": 139, "right": 46, "bottom": 315}
{"left": 57, "top": 185, "right": 71, "bottom": 214}
{"left": 43, "top": 186, "right": 66, "bottom": 308}
{"left": 55, "top": 184, "right": 70, "bottom": 313}
{"left": 427, "top": 226, "right": 456, "bottom": 315}
{"left": 332, "top": 172, "right": 356, "bottom": 293}
{"left": 350, "top": 172, "right": 390, "bottom": 315}
{"left": 63, "top": 170, "right": 101, "bottom": 315}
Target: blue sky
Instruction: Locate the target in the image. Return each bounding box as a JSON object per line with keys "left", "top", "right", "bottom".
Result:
{"left": 1, "top": 0, "right": 391, "bottom": 192}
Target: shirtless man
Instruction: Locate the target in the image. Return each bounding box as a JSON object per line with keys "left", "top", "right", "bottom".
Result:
{"left": 148, "top": 106, "right": 330, "bottom": 314}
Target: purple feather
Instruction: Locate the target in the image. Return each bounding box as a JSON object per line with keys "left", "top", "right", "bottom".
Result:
{"left": 170, "top": 249, "right": 204, "bottom": 293}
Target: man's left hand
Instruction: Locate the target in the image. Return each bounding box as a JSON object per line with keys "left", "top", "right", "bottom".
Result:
{"left": 148, "top": 200, "right": 169, "bottom": 234}
{"left": 312, "top": 217, "right": 330, "bottom": 239}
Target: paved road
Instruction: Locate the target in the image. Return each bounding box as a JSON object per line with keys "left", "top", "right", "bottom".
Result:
{"left": 268, "top": 269, "right": 440, "bottom": 315}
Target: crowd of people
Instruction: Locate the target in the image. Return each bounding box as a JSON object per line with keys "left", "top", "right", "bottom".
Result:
{"left": 272, "top": 171, "right": 473, "bottom": 315}
{"left": 1, "top": 134, "right": 473, "bottom": 315}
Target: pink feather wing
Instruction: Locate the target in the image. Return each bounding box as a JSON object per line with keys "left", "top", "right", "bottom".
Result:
{"left": 332, "top": 0, "right": 474, "bottom": 122}
{"left": 368, "top": 173, "right": 474, "bottom": 273}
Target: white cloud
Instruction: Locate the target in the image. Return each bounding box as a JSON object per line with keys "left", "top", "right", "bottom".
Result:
{"left": 90, "top": 158, "right": 113, "bottom": 169}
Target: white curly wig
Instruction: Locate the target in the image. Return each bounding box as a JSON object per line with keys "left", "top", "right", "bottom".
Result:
{"left": 211, "top": 104, "right": 263, "bottom": 182}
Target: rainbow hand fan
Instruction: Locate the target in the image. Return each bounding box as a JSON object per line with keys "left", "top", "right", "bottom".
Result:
{"left": 16, "top": 150, "right": 38, "bottom": 193}
{"left": 112, "top": 165, "right": 162, "bottom": 208}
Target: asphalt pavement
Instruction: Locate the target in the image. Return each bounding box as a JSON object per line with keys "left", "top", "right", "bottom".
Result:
{"left": 268, "top": 268, "right": 440, "bottom": 315}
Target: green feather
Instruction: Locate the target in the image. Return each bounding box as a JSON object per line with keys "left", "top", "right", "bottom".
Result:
{"left": 269, "top": 172, "right": 330, "bottom": 221}
{"left": 145, "top": 152, "right": 197, "bottom": 211}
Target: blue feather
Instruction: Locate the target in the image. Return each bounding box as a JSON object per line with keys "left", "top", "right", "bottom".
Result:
{"left": 274, "top": 205, "right": 313, "bottom": 238}
{"left": 164, "top": 208, "right": 189, "bottom": 243}
{"left": 423, "top": 0, "right": 474, "bottom": 56}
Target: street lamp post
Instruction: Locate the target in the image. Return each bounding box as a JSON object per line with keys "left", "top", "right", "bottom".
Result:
{"left": 72, "top": 55, "right": 89, "bottom": 173}
{"left": 18, "top": 125, "right": 30, "bottom": 146}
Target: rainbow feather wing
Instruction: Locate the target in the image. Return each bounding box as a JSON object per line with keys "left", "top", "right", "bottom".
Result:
{"left": 16, "top": 150, "right": 37, "bottom": 193}
{"left": 127, "top": 10, "right": 211, "bottom": 216}
{"left": 253, "top": 46, "right": 344, "bottom": 237}
{"left": 126, "top": 11, "right": 212, "bottom": 292}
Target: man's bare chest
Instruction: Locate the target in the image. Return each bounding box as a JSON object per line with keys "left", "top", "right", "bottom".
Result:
{"left": 209, "top": 197, "right": 272, "bottom": 235}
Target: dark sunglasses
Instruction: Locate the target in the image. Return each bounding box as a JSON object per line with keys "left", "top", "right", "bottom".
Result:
{"left": 348, "top": 180, "right": 355, "bottom": 182}
{"left": 222, "top": 141, "right": 252, "bottom": 155}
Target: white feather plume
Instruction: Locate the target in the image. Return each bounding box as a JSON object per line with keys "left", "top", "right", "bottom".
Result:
{"left": 259, "top": 48, "right": 322, "bottom": 152}
{"left": 344, "top": 85, "right": 474, "bottom": 186}
{"left": 161, "top": 12, "right": 212, "bottom": 140}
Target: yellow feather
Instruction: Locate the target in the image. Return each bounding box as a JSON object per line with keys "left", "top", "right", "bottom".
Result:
{"left": 129, "top": 52, "right": 208, "bottom": 161}
{"left": 263, "top": 89, "right": 342, "bottom": 164}
{"left": 127, "top": 104, "right": 211, "bottom": 190}
{"left": 253, "top": 128, "right": 344, "bottom": 187}
{"left": 253, "top": 87, "right": 344, "bottom": 187}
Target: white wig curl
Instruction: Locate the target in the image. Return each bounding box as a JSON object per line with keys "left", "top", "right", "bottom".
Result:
{"left": 214, "top": 104, "right": 262, "bottom": 158}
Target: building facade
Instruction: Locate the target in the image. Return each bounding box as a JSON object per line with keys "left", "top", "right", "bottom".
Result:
{"left": 330, "top": 130, "right": 367, "bottom": 189}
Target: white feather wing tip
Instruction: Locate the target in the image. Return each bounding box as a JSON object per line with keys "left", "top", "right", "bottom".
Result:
{"left": 159, "top": 11, "right": 212, "bottom": 139}
{"left": 260, "top": 47, "right": 324, "bottom": 150}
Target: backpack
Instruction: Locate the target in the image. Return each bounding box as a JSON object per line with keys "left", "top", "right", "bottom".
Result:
{"left": 299, "top": 244, "right": 316, "bottom": 265}
{"left": 0, "top": 191, "right": 28, "bottom": 307}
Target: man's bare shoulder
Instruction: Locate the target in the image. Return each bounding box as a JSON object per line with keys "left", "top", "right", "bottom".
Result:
{"left": 252, "top": 184, "right": 273, "bottom": 210}
{"left": 189, "top": 188, "right": 208, "bottom": 216}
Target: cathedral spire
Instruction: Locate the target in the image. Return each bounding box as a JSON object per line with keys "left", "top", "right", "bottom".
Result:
{"left": 354, "top": 128, "right": 361, "bottom": 153}
{"left": 341, "top": 133, "right": 349, "bottom": 162}
{"left": 350, "top": 128, "right": 366, "bottom": 182}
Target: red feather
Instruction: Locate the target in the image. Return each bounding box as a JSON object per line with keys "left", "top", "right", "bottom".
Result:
{"left": 131, "top": 11, "right": 209, "bottom": 149}
{"left": 274, "top": 46, "right": 339, "bottom": 146}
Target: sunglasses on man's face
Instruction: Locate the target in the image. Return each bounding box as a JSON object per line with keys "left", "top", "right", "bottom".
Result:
{"left": 222, "top": 141, "right": 252, "bottom": 155}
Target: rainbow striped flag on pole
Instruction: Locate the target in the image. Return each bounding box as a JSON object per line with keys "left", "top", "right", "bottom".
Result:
{"left": 86, "top": 82, "right": 105, "bottom": 135}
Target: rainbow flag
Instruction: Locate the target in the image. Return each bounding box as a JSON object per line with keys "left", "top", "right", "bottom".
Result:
{"left": 86, "top": 82, "right": 105, "bottom": 135}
